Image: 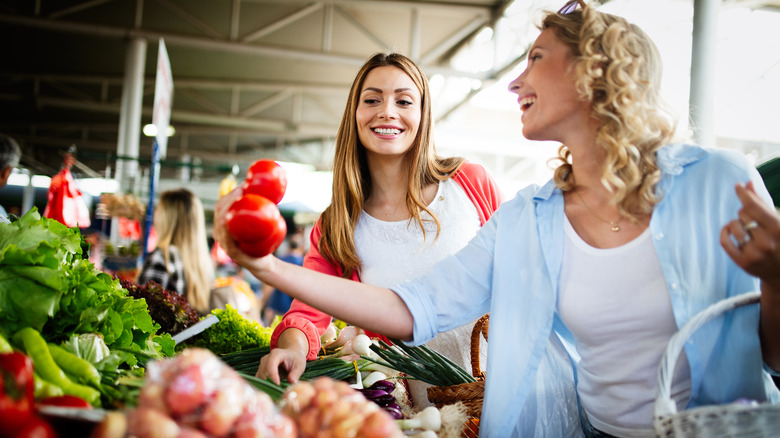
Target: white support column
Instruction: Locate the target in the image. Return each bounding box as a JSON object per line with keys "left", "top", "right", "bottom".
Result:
{"left": 689, "top": 0, "right": 719, "bottom": 147}
{"left": 112, "top": 36, "right": 147, "bottom": 244}
{"left": 410, "top": 8, "right": 421, "bottom": 62}
{"left": 115, "top": 37, "right": 147, "bottom": 193}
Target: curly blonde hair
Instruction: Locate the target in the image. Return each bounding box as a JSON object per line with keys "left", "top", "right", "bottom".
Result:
{"left": 318, "top": 52, "right": 465, "bottom": 278}
{"left": 544, "top": 4, "right": 677, "bottom": 219}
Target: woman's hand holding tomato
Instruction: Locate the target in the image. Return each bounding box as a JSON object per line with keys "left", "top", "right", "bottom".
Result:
{"left": 214, "top": 188, "right": 279, "bottom": 280}
{"left": 225, "top": 194, "right": 286, "bottom": 258}
{"left": 214, "top": 158, "right": 288, "bottom": 274}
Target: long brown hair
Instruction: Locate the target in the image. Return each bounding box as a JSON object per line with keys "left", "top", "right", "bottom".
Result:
{"left": 544, "top": 4, "right": 677, "bottom": 220}
{"left": 318, "top": 52, "right": 465, "bottom": 278}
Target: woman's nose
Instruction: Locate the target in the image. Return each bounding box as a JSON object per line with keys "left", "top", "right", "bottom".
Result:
{"left": 507, "top": 73, "right": 524, "bottom": 94}
{"left": 378, "top": 101, "right": 397, "bottom": 119}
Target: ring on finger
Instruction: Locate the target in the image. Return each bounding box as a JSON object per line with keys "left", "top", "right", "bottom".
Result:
{"left": 744, "top": 220, "right": 759, "bottom": 232}
{"left": 738, "top": 233, "right": 751, "bottom": 249}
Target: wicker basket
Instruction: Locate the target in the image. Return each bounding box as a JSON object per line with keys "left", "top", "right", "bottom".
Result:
{"left": 426, "top": 313, "right": 489, "bottom": 418}
{"left": 654, "top": 291, "right": 780, "bottom": 437}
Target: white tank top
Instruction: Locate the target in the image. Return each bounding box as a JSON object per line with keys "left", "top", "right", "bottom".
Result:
{"left": 558, "top": 215, "right": 691, "bottom": 437}
{"left": 355, "top": 178, "right": 486, "bottom": 408}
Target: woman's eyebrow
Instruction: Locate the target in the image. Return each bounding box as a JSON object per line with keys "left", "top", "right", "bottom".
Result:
{"left": 361, "top": 87, "right": 413, "bottom": 94}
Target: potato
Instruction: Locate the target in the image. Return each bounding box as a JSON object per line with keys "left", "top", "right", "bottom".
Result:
{"left": 199, "top": 387, "right": 243, "bottom": 437}
{"left": 126, "top": 407, "right": 181, "bottom": 438}
{"left": 138, "top": 382, "right": 168, "bottom": 413}
{"left": 357, "top": 410, "right": 404, "bottom": 438}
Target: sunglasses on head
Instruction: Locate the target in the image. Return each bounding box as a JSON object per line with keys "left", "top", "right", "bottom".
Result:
{"left": 558, "top": 0, "right": 586, "bottom": 14}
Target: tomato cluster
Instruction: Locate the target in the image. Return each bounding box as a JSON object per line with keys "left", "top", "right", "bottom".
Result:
{"left": 226, "top": 159, "right": 288, "bottom": 258}
{"left": 0, "top": 352, "right": 91, "bottom": 438}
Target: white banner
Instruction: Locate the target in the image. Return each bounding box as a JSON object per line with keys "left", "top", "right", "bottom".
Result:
{"left": 152, "top": 39, "right": 173, "bottom": 158}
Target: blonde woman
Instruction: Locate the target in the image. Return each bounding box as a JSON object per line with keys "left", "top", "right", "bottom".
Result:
{"left": 215, "top": 2, "right": 780, "bottom": 435}
{"left": 137, "top": 188, "right": 214, "bottom": 314}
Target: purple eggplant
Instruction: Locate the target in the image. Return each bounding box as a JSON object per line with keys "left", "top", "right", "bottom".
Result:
{"left": 368, "top": 380, "right": 395, "bottom": 392}
{"left": 372, "top": 394, "right": 396, "bottom": 406}
{"left": 383, "top": 406, "right": 404, "bottom": 420}
{"left": 384, "top": 402, "right": 401, "bottom": 411}
{"left": 359, "top": 388, "right": 391, "bottom": 399}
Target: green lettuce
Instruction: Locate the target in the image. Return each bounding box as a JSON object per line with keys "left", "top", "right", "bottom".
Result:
{"left": 0, "top": 208, "right": 174, "bottom": 363}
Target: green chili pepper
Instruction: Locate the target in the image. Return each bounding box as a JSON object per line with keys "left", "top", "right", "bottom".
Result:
{"left": 47, "top": 344, "right": 101, "bottom": 388}
{"left": 33, "top": 371, "right": 64, "bottom": 399}
{"left": 12, "top": 328, "right": 101, "bottom": 406}
{"left": 0, "top": 331, "right": 12, "bottom": 353}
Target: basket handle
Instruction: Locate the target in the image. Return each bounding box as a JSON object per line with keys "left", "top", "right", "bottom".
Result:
{"left": 470, "top": 314, "right": 489, "bottom": 379}
{"left": 654, "top": 291, "right": 761, "bottom": 418}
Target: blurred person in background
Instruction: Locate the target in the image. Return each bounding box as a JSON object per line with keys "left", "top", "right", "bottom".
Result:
{"left": 0, "top": 134, "right": 22, "bottom": 223}
{"left": 137, "top": 188, "right": 214, "bottom": 315}
{"left": 261, "top": 231, "right": 305, "bottom": 325}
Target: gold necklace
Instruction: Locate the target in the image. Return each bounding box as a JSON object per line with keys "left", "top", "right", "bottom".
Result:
{"left": 574, "top": 190, "right": 621, "bottom": 232}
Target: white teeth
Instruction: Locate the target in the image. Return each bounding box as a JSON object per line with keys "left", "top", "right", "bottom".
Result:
{"left": 519, "top": 97, "right": 536, "bottom": 110}
{"left": 373, "top": 128, "right": 401, "bottom": 135}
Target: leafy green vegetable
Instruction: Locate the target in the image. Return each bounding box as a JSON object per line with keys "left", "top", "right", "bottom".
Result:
{"left": 0, "top": 208, "right": 175, "bottom": 405}
{"left": 64, "top": 333, "right": 110, "bottom": 364}
{"left": 184, "top": 305, "right": 272, "bottom": 355}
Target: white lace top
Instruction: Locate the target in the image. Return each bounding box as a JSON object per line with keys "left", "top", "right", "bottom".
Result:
{"left": 355, "top": 178, "right": 487, "bottom": 408}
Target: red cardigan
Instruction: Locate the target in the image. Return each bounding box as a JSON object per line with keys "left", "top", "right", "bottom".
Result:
{"left": 270, "top": 162, "right": 503, "bottom": 359}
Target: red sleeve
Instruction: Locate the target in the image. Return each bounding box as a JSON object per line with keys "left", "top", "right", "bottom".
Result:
{"left": 451, "top": 161, "right": 503, "bottom": 225}
{"left": 271, "top": 219, "right": 369, "bottom": 360}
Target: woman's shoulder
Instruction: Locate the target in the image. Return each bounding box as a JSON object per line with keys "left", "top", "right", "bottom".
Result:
{"left": 453, "top": 161, "right": 490, "bottom": 179}
{"left": 658, "top": 143, "right": 752, "bottom": 175}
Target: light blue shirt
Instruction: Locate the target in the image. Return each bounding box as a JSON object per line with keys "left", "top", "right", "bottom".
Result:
{"left": 393, "top": 144, "right": 780, "bottom": 437}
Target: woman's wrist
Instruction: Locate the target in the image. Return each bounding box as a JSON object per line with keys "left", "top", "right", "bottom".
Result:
{"left": 276, "top": 328, "right": 310, "bottom": 358}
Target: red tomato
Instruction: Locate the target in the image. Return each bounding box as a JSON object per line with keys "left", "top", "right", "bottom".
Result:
{"left": 37, "top": 395, "right": 92, "bottom": 409}
{"left": 226, "top": 194, "right": 287, "bottom": 258}
{"left": 242, "top": 159, "right": 287, "bottom": 204}
{"left": 11, "top": 416, "right": 57, "bottom": 438}
{"left": 0, "top": 352, "right": 36, "bottom": 434}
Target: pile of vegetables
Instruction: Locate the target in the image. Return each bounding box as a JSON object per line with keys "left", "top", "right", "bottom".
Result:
{"left": 125, "top": 348, "right": 297, "bottom": 438}
{"left": 280, "top": 376, "right": 404, "bottom": 438}
{"left": 0, "top": 209, "right": 175, "bottom": 408}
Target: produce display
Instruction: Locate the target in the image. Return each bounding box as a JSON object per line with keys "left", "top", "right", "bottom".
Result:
{"left": 0, "top": 209, "right": 175, "bottom": 412}
{"left": 0, "top": 172, "right": 480, "bottom": 437}
{"left": 280, "top": 377, "right": 404, "bottom": 438}
{"left": 226, "top": 159, "right": 288, "bottom": 258}
{"left": 125, "top": 348, "right": 296, "bottom": 438}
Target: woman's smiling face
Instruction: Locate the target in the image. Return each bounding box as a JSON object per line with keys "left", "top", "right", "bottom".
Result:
{"left": 356, "top": 66, "right": 422, "bottom": 159}
{"left": 508, "top": 28, "right": 591, "bottom": 143}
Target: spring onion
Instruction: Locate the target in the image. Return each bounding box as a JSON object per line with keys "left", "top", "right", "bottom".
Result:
{"left": 397, "top": 406, "right": 441, "bottom": 431}
{"left": 363, "top": 339, "right": 475, "bottom": 387}
{"left": 361, "top": 371, "right": 388, "bottom": 388}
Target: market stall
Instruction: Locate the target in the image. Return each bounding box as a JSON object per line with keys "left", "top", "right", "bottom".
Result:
{"left": 0, "top": 196, "right": 481, "bottom": 438}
